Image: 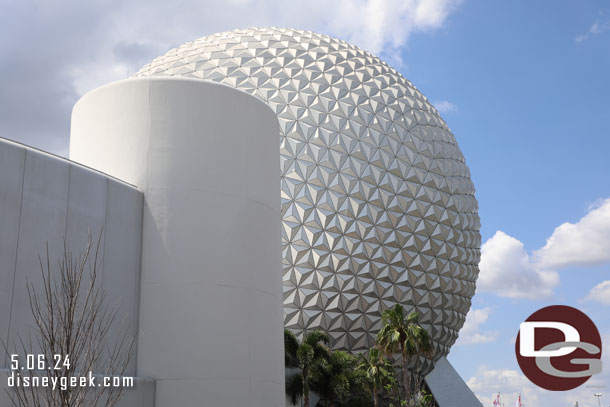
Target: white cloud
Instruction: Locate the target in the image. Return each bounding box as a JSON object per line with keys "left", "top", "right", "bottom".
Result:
{"left": 433, "top": 100, "right": 458, "bottom": 113}
{"left": 477, "top": 231, "right": 559, "bottom": 299}
{"left": 585, "top": 280, "right": 610, "bottom": 305}
{"left": 478, "top": 198, "right": 610, "bottom": 300}
{"left": 576, "top": 18, "right": 610, "bottom": 43}
{"left": 467, "top": 361, "right": 610, "bottom": 407}
{"left": 467, "top": 367, "right": 539, "bottom": 407}
{"left": 534, "top": 198, "right": 610, "bottom": 269}
{"left": 327, "top": 0, "right": 462, "bottom": 57}
{"left": 0, "top": 0, "right": 463, "bottom": 156}
{"left": 455, "top": 307, "right": 499, "bottom": 346}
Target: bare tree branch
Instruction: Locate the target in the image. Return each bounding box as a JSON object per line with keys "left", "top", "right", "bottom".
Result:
{"left": 4, "top": 231, "right": 135, "bottom": 407}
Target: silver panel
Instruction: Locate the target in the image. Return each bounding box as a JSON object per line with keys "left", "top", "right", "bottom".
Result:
{"left": 426, "top": 357, "right": 482, "bottom": 407}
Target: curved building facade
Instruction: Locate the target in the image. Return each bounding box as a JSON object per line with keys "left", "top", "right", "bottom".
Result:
{"left": 135, "top": 27, "right": 481, "bottom": 365}
{"left": 70, "top": 78, "right": 285, "bottom": 407}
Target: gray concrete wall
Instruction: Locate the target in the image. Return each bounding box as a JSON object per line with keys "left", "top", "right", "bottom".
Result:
{"left": 0, "top": 137, "right": 144, "bottom": 378}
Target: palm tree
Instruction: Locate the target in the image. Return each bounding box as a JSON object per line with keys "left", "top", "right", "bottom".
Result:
{"left": 284, "top": 329, "right": 331, "bottom": 407}
{"left": 312, "top": 350, "right": 356, "bottom": 407}
{"left": 357, "top": 347, "right": 394, "bottom": 407}
{"left": 375, "top": 304, "right": 432, "bottom": 399}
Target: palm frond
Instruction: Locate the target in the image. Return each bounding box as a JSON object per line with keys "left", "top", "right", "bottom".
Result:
{"left": 286, "top": 372, "right": 304, "bottom": 405}
{"left": 304, "top": 330, "right": 329, "bottom": 347}
{"left": 285, "top": 329, "right": 300, "bottom": 368}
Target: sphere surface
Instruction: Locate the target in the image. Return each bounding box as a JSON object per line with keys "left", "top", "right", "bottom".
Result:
{"left": 135, "top": 27, "right": 481, "bottom": 365}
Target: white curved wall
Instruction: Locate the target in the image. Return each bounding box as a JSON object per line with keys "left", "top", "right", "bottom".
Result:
{"left": 70, "top": 77, "right": 284, "bottom": 407}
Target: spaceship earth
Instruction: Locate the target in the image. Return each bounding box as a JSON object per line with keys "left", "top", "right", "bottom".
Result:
{"left": 134, "top": 27, "right": 481, "bottom": 368}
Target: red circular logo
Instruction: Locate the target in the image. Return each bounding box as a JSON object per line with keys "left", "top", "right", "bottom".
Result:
{"left": 515, "top": 305, "right": 602, "bottom": 391}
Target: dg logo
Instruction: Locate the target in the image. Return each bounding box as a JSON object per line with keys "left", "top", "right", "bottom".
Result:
{"left": 515, "top": 305, "right": 603, "bottom": 391}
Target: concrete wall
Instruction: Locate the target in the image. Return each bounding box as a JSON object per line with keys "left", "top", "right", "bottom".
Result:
{"left": 70, "top": 77, "right": 285, "bottom": 407}
{"left": 0, "top": 137, "right": 144, "bottom": 376}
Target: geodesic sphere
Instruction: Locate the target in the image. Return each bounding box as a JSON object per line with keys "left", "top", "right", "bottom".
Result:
{"left": 134, "top": 27, "right": 481, "bottom": 367}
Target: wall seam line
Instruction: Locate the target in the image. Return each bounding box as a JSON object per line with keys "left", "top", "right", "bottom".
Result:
{"left": 4, "top": 149, "right": 28, "bottom": 367}
{"left": 101, "top": 178, "right": 110, "bottom": 296}
{"left": 131, "top": 191, "right": 144, "bottom": 377}
{"left": 145, "top": 81, "right": 152, "bottom": 196}
{"left": 135, "top": 80, "right": 153, "bottom": 377}
{"left": 64, "top": 165, "right": 72, "bottom": 241}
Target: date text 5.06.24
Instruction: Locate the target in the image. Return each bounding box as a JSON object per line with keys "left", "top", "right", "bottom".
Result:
{"left": 10, "top": 354, "right": 70, "bottom": 371}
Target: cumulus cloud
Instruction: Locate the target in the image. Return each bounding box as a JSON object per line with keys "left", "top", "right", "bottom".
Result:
{"left": 585, "top": 280, "right": 610, "bottom": 305}
{"left": 477, "top": 231, "right": 559, "bottom": 299}
{"left": 467, "top": 335, "right": 610, "bottom": 407}
{"left": 477, "top": 199, "right": 610, "bottom": 300}
{"left": 0, "top": 0, "right": 462, "bottom": 156}
{"left": 0, "top": 1, "right": 111, "bottom": 155}
{"left": 534, "top": 198, "right": 610, "bottom": 269}
{"left": 454, "top": 307, "right": 499, "bottom": 346}
{"left": 467, "top": 367, "right": 539, "bottom": 407}
{"left": 326, "top": 0, "right": 462, "bottom": 58}
{"left": 432, "top": 100, "right": 458, "bottom": 113}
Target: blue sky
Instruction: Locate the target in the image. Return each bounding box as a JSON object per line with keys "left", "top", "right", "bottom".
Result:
{"left": 404, "top": 1, "right": 610, "bottom": 247}
{"left": 404, "top": 2, "right": 610, "bottom": 406}
{"left": 1, "top": 1, "right": 609, "bottom": 405}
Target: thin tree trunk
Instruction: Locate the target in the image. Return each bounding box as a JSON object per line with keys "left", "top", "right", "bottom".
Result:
{"left": 401, "top": 345, "right": 410, "bottom": 400}
{"left": 373, "top": 384, "right": 378, "bottom": 407}
{"left": 304, "top": 375, "right": 309, "bottom": 407}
